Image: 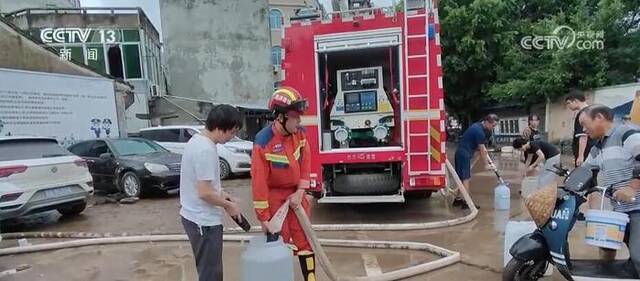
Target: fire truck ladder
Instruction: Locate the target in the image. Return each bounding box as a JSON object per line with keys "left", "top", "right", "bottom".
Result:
{"left": 404, "top": 0, "right": 434, "bottom": 176}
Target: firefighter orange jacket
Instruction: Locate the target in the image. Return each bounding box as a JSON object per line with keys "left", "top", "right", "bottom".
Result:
{"left": 251, "top": 125, "right": 311, "bottom": 221}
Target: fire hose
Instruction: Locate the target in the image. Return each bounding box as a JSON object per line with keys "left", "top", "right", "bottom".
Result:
{"left": 0, "top": 160, "right": 478, "bottom": 280}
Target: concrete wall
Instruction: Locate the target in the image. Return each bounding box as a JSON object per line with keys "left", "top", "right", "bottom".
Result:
{"left": 160, "top": 0, "right": 273, "bottom": 108}
{"left": 6, "top": 9, "right": 160, "bottom": 43}
{"left": 10, "top": 13, "right": 140, "bottom": 30}
{"left": 0, "top": 0, "right": 78, "bottom": 14}
{"left": 545, "top": 92, "right": 595, "bottom": 143}
{"left": 125, "top": 79, "right": 151, "bottom": 133}
{"left": 0, "top": 20, "right": 101, "bottom": 77}
{"left": 488, "top": 104, "right": 546, "bottom": 144}
{"left": 546, "top": 84, "right": 640, "bottom": 143}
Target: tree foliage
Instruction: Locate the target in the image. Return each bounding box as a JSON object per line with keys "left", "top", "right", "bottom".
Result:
{"left": 434, "top": 0, "right": 640, "bottom": 124}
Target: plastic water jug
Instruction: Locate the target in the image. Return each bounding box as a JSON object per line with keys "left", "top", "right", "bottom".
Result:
{"left": 520, "top": 177, "right": 538, "bottom": 199}
{"left": 241, "top": 235, "right": 294, "bottom": 281}
{"left": 494, "top": 183, "right": 511, "bottom": 210}
{"left": 504, "top": 221, "right": 553, "bottom": 276}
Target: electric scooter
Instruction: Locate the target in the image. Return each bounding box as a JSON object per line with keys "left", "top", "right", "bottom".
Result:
{"left": 503, "top": 165, "right": 640, "bottom": 281}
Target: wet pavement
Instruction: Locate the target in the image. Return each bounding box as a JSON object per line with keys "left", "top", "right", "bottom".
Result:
{"left": 0, "top": 150, "right": 625, "bottom": 280}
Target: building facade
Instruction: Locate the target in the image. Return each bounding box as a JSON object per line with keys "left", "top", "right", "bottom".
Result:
{"left": 0, "top": 15, "right": 132, "bottom": 139}
{"left": 3, "top": 8, "right": 163, "bottom": 134}
{"left": 0, "top": 0, "right": 79, "bottom": 14}
{"left": 269, "top": 0, "right": 324, "bottom": 83}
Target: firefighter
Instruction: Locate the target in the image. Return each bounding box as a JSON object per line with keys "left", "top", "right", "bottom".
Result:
{"left": 251, "top": 87, "right": 315, "bottom": 281}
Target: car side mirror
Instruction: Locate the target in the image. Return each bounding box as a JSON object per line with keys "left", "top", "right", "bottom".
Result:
{"left": 634, "top": 167, "right": 640, "bottom": 179}
{"left": 99, "top": 153, "right": 113, "bottom": 160}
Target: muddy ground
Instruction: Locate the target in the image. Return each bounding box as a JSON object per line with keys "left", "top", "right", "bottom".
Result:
{"left": 0, "top": 151, "right": 625, "bottom": 280}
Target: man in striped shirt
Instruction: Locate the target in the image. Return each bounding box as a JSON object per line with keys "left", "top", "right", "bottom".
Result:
{"left": 580, "top": 104, "right": 640, "bottom": 275}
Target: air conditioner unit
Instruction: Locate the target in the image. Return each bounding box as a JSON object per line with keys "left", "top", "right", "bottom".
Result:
{"left": 150, "top": 84, "right": 159, "bottom": 97}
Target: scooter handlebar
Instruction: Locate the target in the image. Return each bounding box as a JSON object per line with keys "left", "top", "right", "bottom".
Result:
{"left": 591, "top": 185, "right": 636, "bottom": 204}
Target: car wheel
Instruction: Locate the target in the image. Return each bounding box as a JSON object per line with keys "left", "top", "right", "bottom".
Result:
{"left": 220, "top": 159, "right": 231, "bottom": 180}
{"left": 57, "top": 201, "right": 87, "bottom": 216}
{"left": 120, "top": 171, "right": 142, "bottom": 198}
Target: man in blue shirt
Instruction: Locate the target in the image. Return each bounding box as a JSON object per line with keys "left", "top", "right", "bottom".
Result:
{"left": 453, "top": 114, "right": 499, "bottom": 209}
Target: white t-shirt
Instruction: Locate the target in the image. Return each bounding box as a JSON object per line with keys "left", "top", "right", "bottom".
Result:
{"left": 179, "top": 133, "right": 222, "bottom": 226}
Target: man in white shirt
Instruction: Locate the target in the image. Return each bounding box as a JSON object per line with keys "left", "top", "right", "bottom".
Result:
{"left": 180, "top": 104, "right": 243, "bottom": 281}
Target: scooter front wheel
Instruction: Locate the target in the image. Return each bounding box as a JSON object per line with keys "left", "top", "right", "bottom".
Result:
{"left": 503, "top": 258, "right": 546, "bottom": 281}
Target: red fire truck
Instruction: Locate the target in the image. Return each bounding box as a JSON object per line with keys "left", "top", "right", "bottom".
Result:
{"left": 281, "top": 0, "right": 446, "bottom": 203}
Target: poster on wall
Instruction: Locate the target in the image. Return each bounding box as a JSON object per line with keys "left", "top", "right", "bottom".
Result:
{"left": 0, "top": 68, "right": 119, "bottom": 147}
{"left": 592, "top": 83, "right": 640, "bottom": 124}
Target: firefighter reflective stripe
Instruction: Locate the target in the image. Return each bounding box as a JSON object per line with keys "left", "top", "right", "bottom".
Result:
{"left": 305, "top": 256, "right": 315, "bottom": 270}
{"left": 293, "top": 139, "right": 306, "bottom": 160}
{"left": 298, "top": 179, "right": 310, "bottom": 189}
{"left": 277, "top": 88, "right": 298, "bottom": 101}
{"left": 253, "top": 200, "right": 269, "bottom": 209}
{"left": 265, "top": 153, "right": 289, "bottom": 164}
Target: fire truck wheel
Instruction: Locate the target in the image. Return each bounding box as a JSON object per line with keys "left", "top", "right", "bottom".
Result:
{"left": 333, "top": 174, "right": 400, "bottom": 195}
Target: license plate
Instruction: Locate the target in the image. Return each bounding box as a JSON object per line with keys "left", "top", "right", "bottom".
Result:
{"left": 43, "top": 186, "right": 74, "bottom": 199}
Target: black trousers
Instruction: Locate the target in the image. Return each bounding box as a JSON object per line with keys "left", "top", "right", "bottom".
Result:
{"left": 182, "top": 217, "right": 223, "bottom": 281}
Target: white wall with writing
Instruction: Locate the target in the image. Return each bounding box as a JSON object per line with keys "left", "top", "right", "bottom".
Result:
{"left": 0, "top": 68, "right": 119, "bottom": 147}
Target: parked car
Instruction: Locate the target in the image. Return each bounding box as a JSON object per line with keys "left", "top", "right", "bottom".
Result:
{"left": 68, "top": 138, "right": 181, "bottom": 197}
{"left": 0, "top": 136, "right": 93, "bottom": 221}
{"left": 139, "top": 126, "right": 252, "bottom": 179}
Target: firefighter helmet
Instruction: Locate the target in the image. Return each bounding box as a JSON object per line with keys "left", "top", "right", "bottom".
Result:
{"left": 268, "top": 87, "right": 308, "bottom": 114}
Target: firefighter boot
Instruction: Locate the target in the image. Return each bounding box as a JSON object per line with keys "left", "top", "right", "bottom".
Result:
{"left": 298, "top": 252, "right": 316, "bottom": 281}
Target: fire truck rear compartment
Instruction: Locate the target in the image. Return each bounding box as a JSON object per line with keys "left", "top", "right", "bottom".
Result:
{"left": 323, "top": 162, "right": 401, "bottom": 196}
{"left": 318, "top": 46, "right": 402, "bottom": 150}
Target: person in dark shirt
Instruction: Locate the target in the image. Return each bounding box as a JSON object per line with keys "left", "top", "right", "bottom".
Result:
{"left": 565, "top": 94, "right": 596, "bottom": 167}
{"left": 522, "top": 114, "right": 543, "bottom": 141}
{"left": 513, "top": 137, "right": 560, "bottom": 189}
{"left": 520, "top": 114, "right": 543, "bottom": 165}
{"left": 453, "top": 113, "right": 499, "bottom": 209}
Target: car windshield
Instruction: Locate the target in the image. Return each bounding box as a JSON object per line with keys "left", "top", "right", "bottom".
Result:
{"left": 111, "top": 139, "right": 167, "bottom": 156}
{"left": 0, "top": 139, "right": 71, "bottom": 161}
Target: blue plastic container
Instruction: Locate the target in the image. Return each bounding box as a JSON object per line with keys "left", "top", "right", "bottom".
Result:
{"left": 494, "top": 183, "right": 511, "bottom": 210}
{"left": 241, "top": 235, "right": 294, "bottom": 281}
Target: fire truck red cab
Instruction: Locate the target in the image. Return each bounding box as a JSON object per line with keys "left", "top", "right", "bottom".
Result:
{"left": 281, "top": 1, "right": 446, "bottom": 203}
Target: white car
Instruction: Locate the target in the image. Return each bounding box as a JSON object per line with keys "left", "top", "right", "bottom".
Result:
{"left": 139, "top": 126, "right": 253, "bottom": 179}
{"left": 0, "top": 136, "right": 94, "bottom": 221}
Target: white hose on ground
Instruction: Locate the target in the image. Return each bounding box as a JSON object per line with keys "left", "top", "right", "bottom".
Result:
{"left": 0, "top": 234, "right": 460, "bottom": 281}
{"left": 293, "top": 205, "right": 460, "bottom": 281}
{"left": 0, "top": 159, "right": 476, "bottom": 280}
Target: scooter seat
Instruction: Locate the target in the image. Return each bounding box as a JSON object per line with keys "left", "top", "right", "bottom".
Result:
{"left": 571, "top": 259, "right": 639, "bottom": 279}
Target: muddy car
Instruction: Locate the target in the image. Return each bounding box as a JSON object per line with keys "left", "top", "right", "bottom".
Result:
{"left": 0, "top": 136, "right": 93, "bottom": 221}
{"left": 68, "top": 138, "right": 181, "bottom": 197}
